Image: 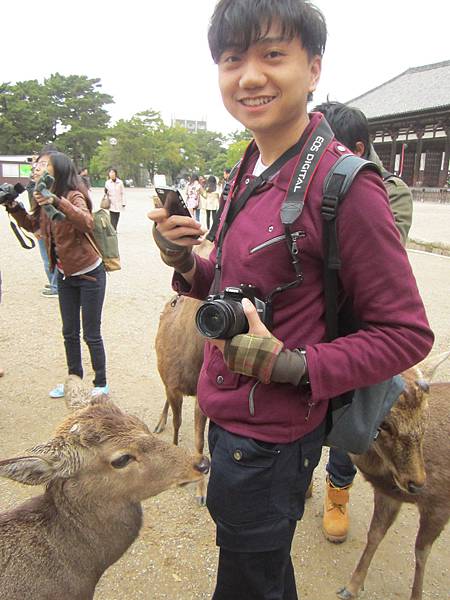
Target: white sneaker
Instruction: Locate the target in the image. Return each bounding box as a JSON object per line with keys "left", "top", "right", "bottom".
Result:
{"left": 49, "top": 384, "right": 64, "bottom": 398}
{"left": 91, "top": 384, "right": 109, "bottom": 397}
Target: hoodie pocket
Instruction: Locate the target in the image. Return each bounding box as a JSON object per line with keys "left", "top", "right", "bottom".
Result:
{"left": 205, "top": 347, "right": 240, "bottom": 390}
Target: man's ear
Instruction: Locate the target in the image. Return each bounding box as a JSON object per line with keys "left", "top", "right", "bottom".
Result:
{"left": 308, "top": 55, "right": 322, "bottom": 95}
{"left": 354, "top": 141, "right": 366, "bottom": 157}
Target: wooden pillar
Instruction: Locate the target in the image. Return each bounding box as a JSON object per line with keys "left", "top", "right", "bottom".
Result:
{"left": 413, "top": 128, "right": 425, "bottom": 186}
{"left": 388, "top": 130, "right": 398, "bottom": 172}
{"left": 439, "top": 127, "right": 450, "bottom": 187}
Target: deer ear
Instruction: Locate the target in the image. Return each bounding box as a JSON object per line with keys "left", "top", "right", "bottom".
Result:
{"left": 417, "top": 350, "right": 450, "bottom": 383}
{"left": 0, "top": 439, "right": 85, "bottom": 486}
{"left": 0, "top": 455, "right": 59, "bottom": 486}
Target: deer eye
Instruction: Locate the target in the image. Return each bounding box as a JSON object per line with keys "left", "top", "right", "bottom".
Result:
{"left": 111, "top": 454, "right": 135, "bottom": 469}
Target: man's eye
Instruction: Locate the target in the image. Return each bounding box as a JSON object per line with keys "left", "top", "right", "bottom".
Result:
{"left": 223, "top": 54, "right": 240, "bottom": 64}
{"left": 266, "top": 51, "right": 283, "bottom": 59}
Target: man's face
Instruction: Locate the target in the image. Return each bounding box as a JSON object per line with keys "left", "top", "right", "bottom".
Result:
{"left": 217, "top": 23, "right": 321, "bottom": 138}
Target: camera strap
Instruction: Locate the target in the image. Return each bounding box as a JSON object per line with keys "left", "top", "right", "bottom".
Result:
{"left": 8, "top": 214, "right": 36, "bottom": 249}
{"left": 212, "top": 115, "right": 335, "bottom": 297}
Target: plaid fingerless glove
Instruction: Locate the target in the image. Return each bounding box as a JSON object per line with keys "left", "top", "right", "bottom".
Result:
{"left": 224, "top": 333, "right": 284, "bottom": 384}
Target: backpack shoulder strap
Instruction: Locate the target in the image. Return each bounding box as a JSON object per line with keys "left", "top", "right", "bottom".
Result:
{"left": 322, "top": 154, "right": 381, "bottom": 340}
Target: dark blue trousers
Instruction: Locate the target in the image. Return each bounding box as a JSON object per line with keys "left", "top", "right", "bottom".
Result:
{"left": 207, "top": 421, "right": 324, "bottom": 600}
{"left": 57, "top": 264, "right": 107, "bottom": 387}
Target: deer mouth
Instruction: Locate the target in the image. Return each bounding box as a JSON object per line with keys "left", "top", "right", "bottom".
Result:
{"left": 392, "top": 474, "right": 425, "bottom": 495}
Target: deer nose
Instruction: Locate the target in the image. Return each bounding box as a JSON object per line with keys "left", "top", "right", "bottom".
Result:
{"left": 194, "top": 456, "right": 210, "bottom": 475}
{"left": 407, "top": 481, "right": 424, "bottom": 495}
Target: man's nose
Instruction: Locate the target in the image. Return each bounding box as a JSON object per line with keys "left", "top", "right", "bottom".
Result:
{"left": 239, "top": 60, "right": 267, "bottom": 89}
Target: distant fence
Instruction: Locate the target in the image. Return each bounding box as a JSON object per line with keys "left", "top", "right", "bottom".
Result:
{"left": 411, "top": 187, "right": 450, "bottom": 204}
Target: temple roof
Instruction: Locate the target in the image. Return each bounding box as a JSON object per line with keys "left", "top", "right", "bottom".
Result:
{"left": 348, "top": 60, "right": 450, "bottom": 119}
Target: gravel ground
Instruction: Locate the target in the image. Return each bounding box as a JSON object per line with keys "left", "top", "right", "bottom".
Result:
{"left": 0, "top": 189, "right": 449, "bottom": 600}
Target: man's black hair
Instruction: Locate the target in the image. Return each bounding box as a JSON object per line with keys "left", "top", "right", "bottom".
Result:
{"left": 313, "top": 101, "right": 371, "bottom": 156}
{"left": 208, "top": 0, "right": 327, "bottom": 63}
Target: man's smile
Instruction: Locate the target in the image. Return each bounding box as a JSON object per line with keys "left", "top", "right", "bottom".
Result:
{"left": 239, "top": 95, "right": 276, "bottom": 107}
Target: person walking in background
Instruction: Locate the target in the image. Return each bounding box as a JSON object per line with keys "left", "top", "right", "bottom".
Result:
{"left": 5, "top": 151, "right": 108, "bottom": 398}
{"left": 79, "top": 167, "right": 91, "bottom": 192}
{"left": 186, "top": 173, "right": 202, "bottom": 221}
{"left": 203, "top": 174, "right": 220, "bottom": 230}
{"left": 312, "top": 100, "right": 413, "bottom": 543}
{"left": 104, "top": 168, "right": 125, "bottom": 230}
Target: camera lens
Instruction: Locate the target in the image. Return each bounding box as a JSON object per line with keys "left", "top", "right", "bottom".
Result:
{"left": 195, "top": 299, "right": 248, "bottom": 339}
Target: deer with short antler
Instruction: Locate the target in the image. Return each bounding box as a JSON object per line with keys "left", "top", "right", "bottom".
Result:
{"left": 338, "top": 351, "right": 450, "bottom": 600}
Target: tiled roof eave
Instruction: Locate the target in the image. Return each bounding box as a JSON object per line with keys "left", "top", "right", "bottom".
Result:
{"left": 367, "top": 104, "right": 450, "bottom": 124}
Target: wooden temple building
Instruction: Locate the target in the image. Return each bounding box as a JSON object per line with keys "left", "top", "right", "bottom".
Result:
{"left": 349, "top": 60, "right": 450, "bottom": 189}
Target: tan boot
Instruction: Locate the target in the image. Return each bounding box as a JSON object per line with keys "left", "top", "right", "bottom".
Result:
{"left": 322, "top": 476, "right": 351, "bottom": 543}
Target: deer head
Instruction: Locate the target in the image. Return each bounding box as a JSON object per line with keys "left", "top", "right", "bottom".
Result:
{"left": 371, "top": 351, "right": 449, "bottom": 494}
{"left": 0, "top": 381, "right": 207, "bottom": 504}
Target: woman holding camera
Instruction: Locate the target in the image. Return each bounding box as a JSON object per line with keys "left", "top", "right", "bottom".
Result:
{"left": 5, "top": 151, "right": 108, "bottom": 398}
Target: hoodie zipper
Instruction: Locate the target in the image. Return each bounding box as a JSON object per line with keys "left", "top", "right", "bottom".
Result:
{"left": 249, "top": 230, "right": 306, "bottom": 254}
{"left": 248, "top": 381, "right": 260, "bottom": 416}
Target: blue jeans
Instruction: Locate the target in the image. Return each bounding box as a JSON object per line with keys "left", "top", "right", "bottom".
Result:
{"left": 326, "top": 447, "right": 357, "bottom": 488}
{"left": 195, "top": 208, "right": 201, "bottom": 222}
{"left": 57, "top": 264, "right": 107, "bottom": 387}
{"left": 38, "top": 238, "right": 58, "bottom": 293}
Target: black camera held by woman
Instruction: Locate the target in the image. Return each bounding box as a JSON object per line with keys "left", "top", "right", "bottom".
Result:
{"left": 0, "top": 183, "right": 25, "bottom": 205}
{"left": 195, "top": 284, "right": 272, "bottom": 339}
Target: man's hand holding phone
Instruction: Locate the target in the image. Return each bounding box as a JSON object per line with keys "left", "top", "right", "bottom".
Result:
{"left": 149, "top": 187, "right": 205, "bottom": 246}
{"left": 148, "top": 188, "right": 206, "bottom": 278}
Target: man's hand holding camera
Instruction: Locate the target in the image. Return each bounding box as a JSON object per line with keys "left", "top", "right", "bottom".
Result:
{"left": 202, "top": 296, "right": 307, "bottom": 387}
{"left": 216, "top": 298, "right": 285, "bottom": 384}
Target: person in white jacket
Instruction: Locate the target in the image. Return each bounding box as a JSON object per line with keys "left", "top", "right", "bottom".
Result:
{"left": 104, "top": 169, "right": 125, "bottom": 230}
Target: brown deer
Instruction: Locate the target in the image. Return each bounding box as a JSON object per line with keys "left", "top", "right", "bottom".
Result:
{"left": 0, "top": 376, "right": 209, "bottom": 600}
{"left": 154, "top": 240, "right": 212, "bottom": 505}
{"left": 337, "top": 351, "right": 450, "bottom": 600}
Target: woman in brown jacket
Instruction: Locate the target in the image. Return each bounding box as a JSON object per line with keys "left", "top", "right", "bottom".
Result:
{"left": 7, "top": 151, "right": 108, "bottom": 398}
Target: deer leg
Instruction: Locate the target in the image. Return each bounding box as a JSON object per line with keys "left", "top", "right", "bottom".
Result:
{"left": 154, "top": 399, "right": 170, "bottom": 434}
{"left": 169, "top": 390, "right": 183, "bottom": 446}
{"left": 194, "top": 398, "right": 208, "bottom": 506}
{"left": 337, "top": 490, "right": 401, "bottom": 599}
{"left": 410, "top": 509, "right": 448, "bottom": 600}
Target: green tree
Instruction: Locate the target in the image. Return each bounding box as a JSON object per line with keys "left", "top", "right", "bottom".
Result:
{"left": 0, "top": 80, "right": 55, "bottom": 153}
{"left": 0, "top": 74, "right": 113, "bottom": 162}
{"left": 45, "top": 73, "right": 113, "bottom": 166}
{"left": 228, "top": 129, "right": 252, "bottom": 144}
{"left": 226, "top": 140, "right": 251, "bottom": 168}
{"left": 90, "top": 110, "right": 166, "bottom": 185}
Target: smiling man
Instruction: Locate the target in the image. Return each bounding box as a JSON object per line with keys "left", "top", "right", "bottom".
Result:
{"left": 148, "top": 1, "right": 433, "bottom": 598}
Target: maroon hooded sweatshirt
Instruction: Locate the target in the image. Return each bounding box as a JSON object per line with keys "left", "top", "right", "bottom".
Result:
{"left": 173, "top": 113, "right": 433, "bottom": 443}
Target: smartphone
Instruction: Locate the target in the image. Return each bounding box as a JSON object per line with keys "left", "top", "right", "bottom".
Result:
{"left": 154, "top": 187, "right": 192, "bottom": 218}
{"left": 154, "top": 186, "right": 200, "bottom": 238}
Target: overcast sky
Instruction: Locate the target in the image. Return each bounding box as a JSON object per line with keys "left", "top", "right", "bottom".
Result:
{"left": 2, "top": 0, "right": 448, "bottom": 134}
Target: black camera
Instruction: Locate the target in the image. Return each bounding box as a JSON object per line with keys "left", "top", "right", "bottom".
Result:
{"left": 195, "top": 284, "right": 271, "bottom": 339}
{"left": 0, "top": 182, "right": 25, "bottom": 205}
{"left": 35, "top": 172, "right": 65, "bottom": 221}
